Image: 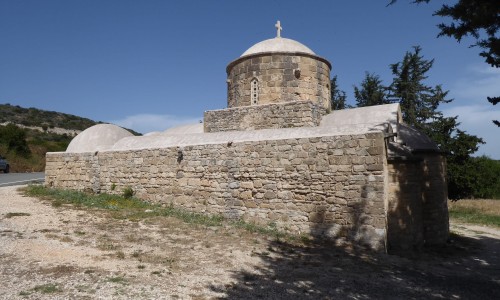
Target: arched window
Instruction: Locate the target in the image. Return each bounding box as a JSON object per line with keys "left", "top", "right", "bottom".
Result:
{"left": 251, "top": 78, "right": 259, "bottom": 105}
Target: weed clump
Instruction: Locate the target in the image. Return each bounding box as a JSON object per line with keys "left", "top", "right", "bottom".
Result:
{"left": 5, "top": 212, "right": 31, "bottom": 218}
{"left": 122, "top": 186, "right": 134, "bottom": 199}
{"left": 107, "top": 276, "right": 127, "bottom": 284}
{"left": 32, "top": 283, "right": 61, "bottom": 294}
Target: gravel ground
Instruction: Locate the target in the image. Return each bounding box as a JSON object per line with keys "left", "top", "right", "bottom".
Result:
{"left": 1, "top": 185, "right": 500, "bottom": 299}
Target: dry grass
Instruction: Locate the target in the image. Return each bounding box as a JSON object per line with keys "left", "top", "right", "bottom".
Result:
{"left": 449, "top": 199, "right": 500, "bottom": 216}
{"left": 23, "top": 185, "right": 293, "bottom": 242}
{"left": 449, "top": 199, "right": 500, "bottom": 227}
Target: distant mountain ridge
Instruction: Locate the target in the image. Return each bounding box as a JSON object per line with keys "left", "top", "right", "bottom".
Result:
{"left": 0, "top": 103, "right": 141, "bottom": 135}
{"left": 0, "top": 103, "right": 99, "bottom": 131}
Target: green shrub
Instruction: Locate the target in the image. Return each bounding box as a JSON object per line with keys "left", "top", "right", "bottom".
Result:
{"left": 0, "top": 124, "right": 31, "bottom": 157}
{"left": 470, "top": 156, "right": 500, "bottom": 199}
{"left": 122, "top": 186, "right": 134, "bottom": 199}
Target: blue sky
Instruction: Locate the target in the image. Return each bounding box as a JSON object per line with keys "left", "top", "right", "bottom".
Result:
{"left": 1, "top": 0, "right": 498, "bottom": 158}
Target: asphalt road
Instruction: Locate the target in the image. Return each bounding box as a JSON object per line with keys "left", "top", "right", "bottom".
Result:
{"left": 0, "top": 172, "right": 45, "bottom": 187}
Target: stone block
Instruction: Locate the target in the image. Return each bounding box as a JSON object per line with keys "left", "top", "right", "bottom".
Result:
{"left": 228, "top": 181, "right": 240, "bottom": 189}
{"left": 239, "top": 190, "right": 253, "bottom": 200}
{"left": 367, "top": 164, "right": 384, "bottom": 171}
{"left": 264, "top": 191, "right": 276, "bottom": 199}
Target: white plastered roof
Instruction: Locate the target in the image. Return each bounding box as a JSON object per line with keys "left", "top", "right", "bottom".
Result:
{"left": 241, "top": 37, "right": 315, "bottom": 57}
{"left": 110, "top": 123, "right": 389, "bottom": 152}
{"left": 321, "top": 103, "right": 402, "bottom": 135}
{"left": 66, "top": 124, "right": 134, "bottom": 153}
{"left": 162, "top": 123, "right": 204, "bottom": 135}
{"left": 66, "top": 104, "right": 434, "bottom": 154}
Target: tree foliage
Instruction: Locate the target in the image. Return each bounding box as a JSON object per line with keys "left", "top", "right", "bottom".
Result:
{"left": 426, "top": 115, "right": 485, "bottom": 199}
{"left": 388, "top": 46, "right": 484, "bottom": 199}
{"left": 426, "top": 0, "right": 500, "bottom": 68}
{"left": 354, "top": 72, "right": 390, "bottom": 107}
{"left": 389, "top": 46, "right": 452, "bottom": 128}
{"left": 0, "top": 124, "right": 75, "bottom": 172}
{"left": 469, "top": 156, "right": 500, "bottom": 199}
{"left": 389, "top": 0, "right": 500, "bottom": 126}
{"left": 488, "top": 96, "right": 500, "bottom": 126}
{"left": 0, "top": 124, "right": 31, "bottom": 157}
{"left": 330, "top": 75, "right": 347, "bottom": 111}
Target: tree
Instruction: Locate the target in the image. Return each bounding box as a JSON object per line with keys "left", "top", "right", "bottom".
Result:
{"left": 389, "top": 46, "right": 484, "bottom": 199}
{"left": 390, "top": 0, "right": 499, "bottom": 126}
{"left": 353, "top": 72, "right": 390, "bottom": 107}
{"left": 389, "top": 46, "right": 451, "bottom": 128}
{"left": 470, "top": 156, "right": 500, "bottom": 199}
{"left": 426, "top": 115, "right": 484, "bottom": 199}
{"left": 330, "top": 75, "right": 347, "bottom": 110}
{"left": 0, "top": 124, "right": 31, "bottom": 157}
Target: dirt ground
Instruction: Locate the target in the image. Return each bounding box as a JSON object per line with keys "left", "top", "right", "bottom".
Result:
{"left": 1, "top": 185, "right": 500, "bottom": 299}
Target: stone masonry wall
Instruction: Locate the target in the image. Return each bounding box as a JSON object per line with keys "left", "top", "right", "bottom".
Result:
{"left": 45, "top": 152, "right": 99, "bottom": 193}
{"left": 387, "top": 159, "right": 424, "bottom": 252}
{"left": 204, "top": 101, "right": 325, "bottom": 133}
{"left": 418, "top": 153, "right": 449, "bottom": 245}
{"left": 226, "top": 53, "right": 331, "bottom": 110}
{"left": 387, "top": 153, "right": 448, "bottom": 252}
{"left": 46, "top": 133, "right": 388, "bottom": 250}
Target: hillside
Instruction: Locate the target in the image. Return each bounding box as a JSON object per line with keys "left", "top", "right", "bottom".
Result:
{"left": 0, "top": 103, "right": 139, "bottom": 172}
{"left": 0, "top": 103, "right": 99, "bottom": 131}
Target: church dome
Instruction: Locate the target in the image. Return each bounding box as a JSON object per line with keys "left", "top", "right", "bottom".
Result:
{"left": 226, "top": 21, "right": 331, "bottom": 111}
{"left": 66, "top": 124, "right": 133, "bottom": 153}
{"left": 241, "top": 37, "right": 315, "bottom": 57}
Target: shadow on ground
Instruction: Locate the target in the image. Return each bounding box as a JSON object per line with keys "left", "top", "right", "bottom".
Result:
{"left": 210, "top": 232, "right": 500, "bottom": 299}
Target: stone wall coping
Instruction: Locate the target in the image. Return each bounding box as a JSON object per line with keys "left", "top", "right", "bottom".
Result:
{"left": 109, "top": 124, "right": 387, "bottom": 152}
{"left": 204, "top": 100, "right": 320, "bottom": 113}
{"left": 53, "top": 127, "right": 387, "bottom": 154}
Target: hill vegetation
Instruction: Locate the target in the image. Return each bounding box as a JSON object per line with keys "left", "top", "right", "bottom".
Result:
{"left": 0, "top": 103, "right": 99, "bottom": 131}
{"left": 0, "top": 103, "right": 139, "bottom": 172}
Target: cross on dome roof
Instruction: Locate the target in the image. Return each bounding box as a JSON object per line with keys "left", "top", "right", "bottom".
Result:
{"left": 275, "top": 20, "right": 282, "bottom": 38}
{"left": 238, "top": 20, "right": 321, "bottom": 57}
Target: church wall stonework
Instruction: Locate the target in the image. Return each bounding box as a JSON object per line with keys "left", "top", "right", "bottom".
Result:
{"left": 46, "top": 132, "right": 388, "bottom": 251}
{"left": 387, "top": 159, "right": 424, "bottom": 251}
{"left": 45, "top": 152, "right": 99, "bottom": 192}
{"left": 418, "top": 153, "right": 449, "bottom": 245}
{"left": 226, "top": 53, "right": 331, "bottom": 111}
{"left": 204, "top": 101, "right": 325, "bottom": 132}
{"left": 386, "top": 154, "right": 449, "bottom": 252}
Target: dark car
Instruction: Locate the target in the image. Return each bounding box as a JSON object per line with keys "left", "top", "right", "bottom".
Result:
{"left": 0, "top": 155, "right": 10, "bottom": 173}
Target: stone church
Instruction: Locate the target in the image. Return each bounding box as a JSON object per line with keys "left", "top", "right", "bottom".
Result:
{"left": 46, "top": 22, "right": 449, "bottom": 252}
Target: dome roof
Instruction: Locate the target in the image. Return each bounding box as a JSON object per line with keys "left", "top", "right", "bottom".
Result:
{"left": 241, "top": 37, "right": 315, "bottom": 57}
{"left": 66, "top": 124, "right": 133, "bottom": 153}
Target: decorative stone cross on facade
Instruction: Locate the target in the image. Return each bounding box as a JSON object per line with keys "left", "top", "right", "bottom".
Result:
{"left": 275, "top": 20, "right": 282, "bottom": 38}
